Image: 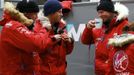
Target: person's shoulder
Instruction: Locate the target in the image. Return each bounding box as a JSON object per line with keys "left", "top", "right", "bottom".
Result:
{"left": 4, "top": 20, "right": 24, "bottom": 29}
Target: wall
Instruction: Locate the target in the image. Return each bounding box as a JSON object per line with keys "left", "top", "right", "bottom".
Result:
{"left": 0, "top": 8, "right": 2, "bottom": 31}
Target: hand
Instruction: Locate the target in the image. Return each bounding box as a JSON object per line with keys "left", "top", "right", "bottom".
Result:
{"left": 86, "top": 20, "right": 95, "bottom": 29}
{"left": 61, "top": 33, "right": 72, "bottom": 43}
{"left": 53, "top": 34, "right": 62, "bottom": 42}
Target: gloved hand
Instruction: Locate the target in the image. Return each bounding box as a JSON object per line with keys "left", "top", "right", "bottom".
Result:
{"left": 86, "top": 20, "right": 95, "bottom": 29}
{"left": 61, "top": 33, "right": 72, "bottom": 43}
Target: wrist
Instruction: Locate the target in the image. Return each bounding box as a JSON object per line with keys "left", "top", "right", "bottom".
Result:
{"left": 86, "top": 24, "right": 92, "bottom": 29}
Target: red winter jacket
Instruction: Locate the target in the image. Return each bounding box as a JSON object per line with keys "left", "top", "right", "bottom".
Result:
{"left": 59, "top": 0, "right": 75, "bottom": 2}
{"left": 35, "top": 20, "right": 74, "bottom": 75}
{"left": 81, "top": 18, "right": 128, "bottom": 75}
{"left": 106, "top": 32, "right": 134, "bottom": 75}
{"left": 0, "top": 12, "right": 57, "bottom": 75}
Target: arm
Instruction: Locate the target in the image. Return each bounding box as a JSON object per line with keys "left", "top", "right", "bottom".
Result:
{"left": 81, "top": 20, "right": 96, "bottom": 45}
{"left": 2, "top": 21, "right": 57, "bottom": 53}
{"left": 81, "top": 26, "right": 94, "bottom": 45}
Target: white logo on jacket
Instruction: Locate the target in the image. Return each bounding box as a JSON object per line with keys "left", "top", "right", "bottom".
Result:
{"left": 5, "top": 22, "right": 12, "bottom": 28}
{"left": 113, "top": 50, "right": 128, "bottom": 72}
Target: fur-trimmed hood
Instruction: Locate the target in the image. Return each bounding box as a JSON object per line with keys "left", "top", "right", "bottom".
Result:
{"left": 37, "top": 10, "right": 66, "bottom": 30}
{"left": 37, "top": 10, "right": 52, "bottom": 30}
{"left": 0, "top": 2, "right": 33, "bottom": 26}
{"left": 114, "top": 2, "right": 129, "bottom": 21}
{"left": 108, "top": 33, "right": 134, "bottom": 47}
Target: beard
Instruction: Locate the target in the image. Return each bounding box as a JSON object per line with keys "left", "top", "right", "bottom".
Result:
{"left": 103, "top": 18, "right": 112, "bottom": 28}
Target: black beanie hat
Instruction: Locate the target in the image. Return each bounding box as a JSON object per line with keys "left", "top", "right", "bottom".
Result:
{"left": 97, "top": 0, "right": 114, "bottom": 12}
{"left": 16, "top": 1, "right": 39, "bottom": 13}
{"left": 43, "top": 0, "right": 62, "bottom": 16}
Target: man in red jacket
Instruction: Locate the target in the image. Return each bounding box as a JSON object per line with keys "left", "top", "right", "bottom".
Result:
{"left": 16, "top": 1, "right": 41, "bottom": 74}
{"left": 16, "top": 1, "right": 39, "bottom": 31}
{"left": 81, "top": 0, "right": 129, "bottom": 75}
{"left": 107, "top": 23, "right": 134, "bottom": 75}
{"left": 39, "top": 0, "right": 74, "bottom": 75}
{"left": 0, "top": 1, "right": 62, "bottom": 75}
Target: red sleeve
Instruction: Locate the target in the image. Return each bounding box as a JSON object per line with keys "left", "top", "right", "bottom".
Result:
{"left": 126, "top": 44, "right": 134, "bottom": 72}
{"left": 33, "top": 20, "right": 43, "bottom": 33}
{"left": 81, "top": 26, "right": 94, "bottom": 45}
{"left": 3, "top": 21, "right": 57, "bottom": 53}
{"left": 95, "top": 59, "right": 109, "bottom": 75}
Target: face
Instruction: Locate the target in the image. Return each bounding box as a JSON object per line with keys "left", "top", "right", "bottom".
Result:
{"left": 24, "top": 12, "right": 38, "bottom": 21}
{"left": 49, "top": 9, "right": 63, "bottom": 23}
{"left": 97, "top": 10, "right": 114, "bottom": 22}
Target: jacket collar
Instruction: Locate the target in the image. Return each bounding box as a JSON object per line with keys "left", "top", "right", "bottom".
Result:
{"left": 108, "top": 33, "right": 134, "bottom": 47}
